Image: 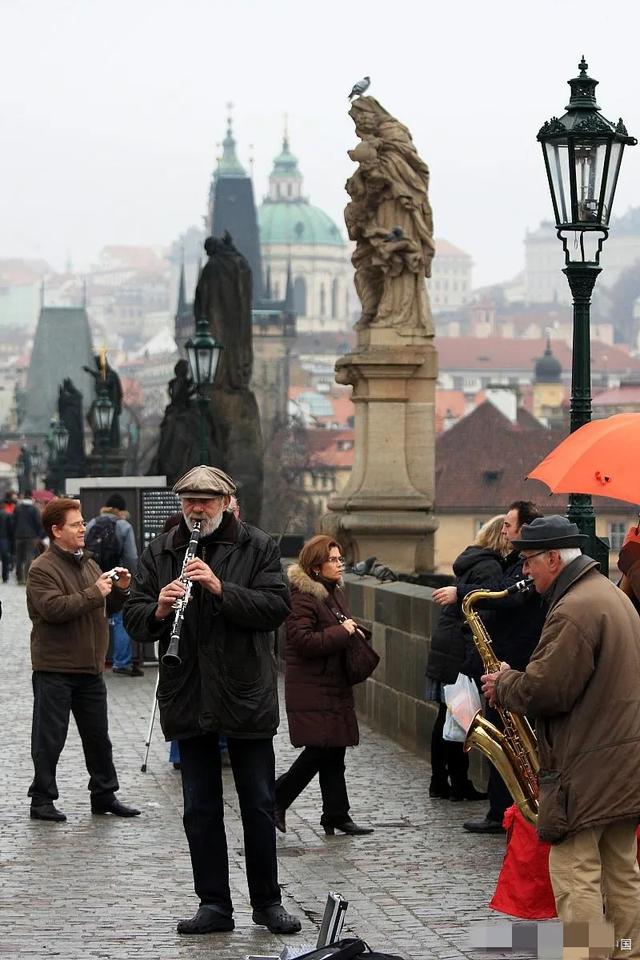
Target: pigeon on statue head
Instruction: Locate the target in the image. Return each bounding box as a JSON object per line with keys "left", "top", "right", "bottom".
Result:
{"left": 348, "top": 76, "right": 371, "bottom": 100}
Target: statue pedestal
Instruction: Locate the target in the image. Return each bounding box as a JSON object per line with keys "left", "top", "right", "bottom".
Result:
{"left": 87, "top": 451, "right": 126, "bottom": 478}
{"left": 323, "top": 329, "right": 438, "bottom": 574}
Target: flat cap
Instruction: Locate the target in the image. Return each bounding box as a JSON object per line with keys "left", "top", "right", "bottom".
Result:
{"left": 510, "top": 515, "right": 588, "bottom": 551}
{"left": 172, "top": 465, "right": 236, "bottom": 498}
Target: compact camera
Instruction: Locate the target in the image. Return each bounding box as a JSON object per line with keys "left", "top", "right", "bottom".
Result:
{"left": 104, "top": 569, "right": 120, "bottom": 583}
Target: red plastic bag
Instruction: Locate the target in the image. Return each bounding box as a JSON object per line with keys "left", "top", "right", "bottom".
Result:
{"left": 489, "top": 806, "right": 556, "bottom": 919}
{"left": 490, "top": 806, "right": 640, "bottom": 920}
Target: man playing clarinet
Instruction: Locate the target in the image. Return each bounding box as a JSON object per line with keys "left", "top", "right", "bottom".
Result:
{"left": 124, "top": 465, "right": 301, "bottom": 937}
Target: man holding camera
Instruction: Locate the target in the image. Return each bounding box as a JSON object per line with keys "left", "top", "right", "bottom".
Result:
{"left": 26, "top": 497, "right": 140, "bottom": 822}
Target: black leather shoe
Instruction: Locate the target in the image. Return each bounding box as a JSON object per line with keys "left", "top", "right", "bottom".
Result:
{"left": 463, "top": 816, "right": 505, "bottom": 834}
{"left": 274, "top": 806, "right": 286, "bottom": 834}
{"left": 323, "top": 819, "right": 374, "bottom": 836}
{"left": 91, "top": 798, "right": 141, "bottom": 817}
{"left": 252, "top": 905, "right": 301, "bottom": 934}
{"left": 429, "top": 782, "right": 450, "bottom": 799}
{"left": 177, "top": 906, "right": 234, "bottom": 935}
{"left": 450, "top": 783, "right": 489, "bottom": 802}
{"left": 30, "top": 802, "right": 66, "bottom": 822}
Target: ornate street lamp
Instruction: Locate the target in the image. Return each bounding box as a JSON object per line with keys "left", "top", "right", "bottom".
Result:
{"left": 51, "top": 418, "right": 69, "bottom": 458}
{"left": 538, "top": 57, "right": 636, "bottom": 570}
{"left": 185, "top": 316, "right": 223, "bottom": 463}
{"left": 93, "top": 389, "right": 115, "bottom": 475}
{"left": 30, "top": 446, "right": 43, "bottom": 489}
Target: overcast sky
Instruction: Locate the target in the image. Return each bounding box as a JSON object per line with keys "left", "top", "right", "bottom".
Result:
{"left": 2, "top": 0, "right": 640, "bottom": 287}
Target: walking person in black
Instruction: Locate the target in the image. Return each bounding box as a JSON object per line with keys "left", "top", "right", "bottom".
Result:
{"left": 13, "top": 490, "right": 44, "bottom": 583}
{"left": 433, "top": 500, "right": 545, "bottom": 834}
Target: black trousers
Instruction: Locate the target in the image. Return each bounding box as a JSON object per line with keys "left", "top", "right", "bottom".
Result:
{"left": 28, "top": 671, "right": 119, "bottom": 805}
{"left": 178, "top": 733, "right": 281, "bottom": 914}
{"left": 430, "top": 701, "right": 470, "bottom": 790}
{"left": 275, "top": 746, "right": 350, "bottom": 826}
{"left": 15, "top": 538, "right": 38, "bottom": 583}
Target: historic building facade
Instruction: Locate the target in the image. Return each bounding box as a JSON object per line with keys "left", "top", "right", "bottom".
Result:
{"left": 258, "top": 134, "right": 352, "bottom": 334}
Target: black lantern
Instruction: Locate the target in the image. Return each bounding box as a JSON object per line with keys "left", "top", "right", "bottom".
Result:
{"left": 51, "top": 419, "right": 69, "bottom": 458}
{"left": 94, "top": 390, "right": 115, "bottom": 436}
{"left": 185, "top": 317, "right": 223, "bottom": 388}
{"left": 538, "top": 57, "right": 637, "bottom": 262}
{"left": 538, "top": 58, "right": 636, "bottom": 574}
{"left": 30, "top": 445, "right": 43, "bottom": 476}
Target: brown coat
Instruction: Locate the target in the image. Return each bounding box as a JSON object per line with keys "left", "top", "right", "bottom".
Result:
{"left": 27, "top": 542, "right": 126, "bottom": 674}
{"left": 495, "top": 556, "right": 640, "bottom": 844}
{"left": 284, "top": 564, "right": 359, "bottom": 748}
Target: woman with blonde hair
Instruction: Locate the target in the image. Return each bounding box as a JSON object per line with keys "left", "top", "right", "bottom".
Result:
{"left": 425, "top": 515, "right": 507, "bottom": 800}
{"left": 274, "top": 534, "right": 373, "bottom": 836}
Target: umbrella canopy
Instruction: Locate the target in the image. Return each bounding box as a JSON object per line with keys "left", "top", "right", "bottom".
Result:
{"left": 528, "top": 414, "right": 640, "bottom": 505}
{"left": 32, "top": 489, "right": 55, "bottom": 503}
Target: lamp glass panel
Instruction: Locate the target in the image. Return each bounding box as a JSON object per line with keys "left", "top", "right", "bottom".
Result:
{"left": 544, "top": 141, "right": 571, "bottom": 224}
{"left": 210, "top": 344, "right": 222, "bottom": 381}
{"left": 54, "top": 425, "right": 69, "bottom": 456}
{"left": 95, "top": 397, "right": 114, "bottom": 432}
{"left": 601, "top": 141, "right": 623, "bottom": 226}
{"left": 196, "top": 346, "right": 214, "bottom": 384}
{"left": 573, "top": 140, "right": 608, "bottom": 224}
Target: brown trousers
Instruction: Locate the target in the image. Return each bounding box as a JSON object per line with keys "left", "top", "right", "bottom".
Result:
{"left": 549, "top": 819, "right": 640, "bottom": 960}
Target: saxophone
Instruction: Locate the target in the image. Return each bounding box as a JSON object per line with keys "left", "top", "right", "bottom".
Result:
{"left": 461, "top": 579, "right": 540, "bottom": 825}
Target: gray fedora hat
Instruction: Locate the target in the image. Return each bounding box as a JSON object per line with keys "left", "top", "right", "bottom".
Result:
{"left": 511, "top": 515, "right": 588, "bottom": 551}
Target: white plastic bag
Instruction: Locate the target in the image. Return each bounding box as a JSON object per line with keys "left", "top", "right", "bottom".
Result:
{"left": 442, "top": 709, "right": 467, "bottom": 742}
{"left": 442, "top": 672, "right": 482, "bottom": 741}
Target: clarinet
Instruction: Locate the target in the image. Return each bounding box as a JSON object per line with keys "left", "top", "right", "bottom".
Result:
{"left": 161, "top": 520, "right": 202, "bottom": 666}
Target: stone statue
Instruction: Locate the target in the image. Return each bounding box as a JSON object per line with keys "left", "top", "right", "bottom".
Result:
{"left": 83, "top": 351, "right": 123, "bottom": 450}
{"left": 193, "top": 231, "right": 253, "bottom": 389}
{"left": 150, "top": 234, "right": 263, "bottom": 524}
{"left": 167, "top": 359, "right": 196, "bottom": 412}
{"left": 345, "top": 96, "right": 435, "bottom": 334}
{"left": 58, "top": 378, "right": 85, "bottom": 463}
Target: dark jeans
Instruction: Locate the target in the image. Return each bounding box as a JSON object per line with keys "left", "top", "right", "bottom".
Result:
{"left": 485, "top": 702, "right": 512, "bottom": 822}
{"left": 275, "top": 746, "right": 350, "bottom": 826}
{"left": 16, "top": 538, "right": 38, "bottom": 583}
{"left": 178, "top": 733, "right": 280, "bottom": 914}
{"left": 28, "top": 672, "right": 119, "bottom": 806}
{"left": 0, "top": 536, "right": 10, "bottom": 582}
{"left": 430, "top": 701, "right": 470, "bottom": 790}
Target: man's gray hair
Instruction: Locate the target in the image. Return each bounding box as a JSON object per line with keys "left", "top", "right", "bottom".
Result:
{"left": 558, "top": 547, "right": 582, "bottom": 564}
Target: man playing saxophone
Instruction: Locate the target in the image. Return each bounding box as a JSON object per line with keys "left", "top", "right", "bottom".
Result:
{"left": 482, "top": 515, "right": 640, "bottom": 959}
{"left": 124, "top": 465, "right": 301, "bottom": 937}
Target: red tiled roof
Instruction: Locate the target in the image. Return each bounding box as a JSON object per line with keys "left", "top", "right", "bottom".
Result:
{"left": 0, "top": 441, "right": 21, "bottom": 466}
{"left": 435, "top": 401, "right": 629, "bottom": 514}
{"left": 306, "top": 429, "right": 354, "bottom": 469}
{"left": 436, "top": 336, "right": 640, "bottom": 375}
{"left": 434, "top": 238, "right": 471, "bottom": 259}
{"left": 593, "top": 386, "right": 640, "bottom": 407}
{"left": 0, "top": 259, "right": 51, "bottom": 286}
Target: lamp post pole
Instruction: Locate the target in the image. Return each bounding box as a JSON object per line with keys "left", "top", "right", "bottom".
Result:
{"left": 185, "top": 316, "right": 223, "bottom": 467}
{"left": 538, "top": 58, "right": 637, "bottom": 574}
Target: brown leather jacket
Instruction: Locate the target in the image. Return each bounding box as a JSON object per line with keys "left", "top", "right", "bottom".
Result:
{"left": 27, "top": 542, "right": 126, "bottom": 674}
{"left": 496, "top": 556, "right": 640, "bottom": 843}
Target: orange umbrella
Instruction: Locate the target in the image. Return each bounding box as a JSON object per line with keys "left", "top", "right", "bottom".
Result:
{"left": 528, "top": 413, "right": 640, "bottom": 506}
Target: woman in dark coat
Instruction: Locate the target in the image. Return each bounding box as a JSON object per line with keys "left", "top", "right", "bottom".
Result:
{"left": 425, "top": 515, "right": 506, "bottom": 800}
{"left": 275, "top": 535, "right": 373, "bottom": 836}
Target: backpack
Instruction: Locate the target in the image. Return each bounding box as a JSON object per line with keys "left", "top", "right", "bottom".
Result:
{"left": 85, "top": 515, "right": 121, "bottom": 572}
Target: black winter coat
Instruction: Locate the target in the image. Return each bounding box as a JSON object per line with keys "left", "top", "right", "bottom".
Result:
{"left": 426, "top": 546, "right": 504, "bottom": 685}
{"left": 123, "top": 514, "right": 290, "bottom": 741}
{"left": 458, "top": 551, "right": 547, "bottom": 678}
{"left": 283, "top": 564, "right": 359, "bottom": 748}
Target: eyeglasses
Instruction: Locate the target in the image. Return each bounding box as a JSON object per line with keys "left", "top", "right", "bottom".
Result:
{"left": 520, "top": 550, "right": 547, "bottom": 563}
{"left": 66, "top": 521, "right": 86, "bottom": 529}
{"left": 325, "top": 556, "right": 345, "bottom": 565}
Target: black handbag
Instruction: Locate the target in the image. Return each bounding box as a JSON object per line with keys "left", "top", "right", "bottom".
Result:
{"left": 325, "top": 601, "right": 380, "bottom": 685}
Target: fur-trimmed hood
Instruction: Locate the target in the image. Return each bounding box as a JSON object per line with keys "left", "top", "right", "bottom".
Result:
{"left": 287, "top": 563, "right": 343, "bottom": 600}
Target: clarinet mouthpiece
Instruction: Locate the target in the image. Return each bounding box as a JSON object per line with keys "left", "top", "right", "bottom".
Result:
{"left": 507, "top": 577, "right": 534, "bottom": 595}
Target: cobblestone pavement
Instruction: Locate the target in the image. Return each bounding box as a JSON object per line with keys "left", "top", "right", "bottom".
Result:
{"left": 0, "top": 581, "right": 517, "bottom": 960}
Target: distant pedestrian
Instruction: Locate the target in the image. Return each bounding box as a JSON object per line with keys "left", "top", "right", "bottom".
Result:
{"left": 86, "top": 493, "right": 141, "bottom": 677}
{"left": 0, "top": 499, "right": 14, "bottom": 582}
{"left": 275, "top": 535, "right": 374, "bottom": 837}
{"left": 26, "top": 497, "right": 140, "bottom": 822}
{"left": 13, "top": 490, "right": 44, "bottom": 584}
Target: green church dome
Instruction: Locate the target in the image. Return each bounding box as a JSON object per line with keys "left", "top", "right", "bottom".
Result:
{"left": 258, "top": 132, "right": 345, "bottom": 247}
{"left": 259, "top": 201, "right": 344, "bottom": 247}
